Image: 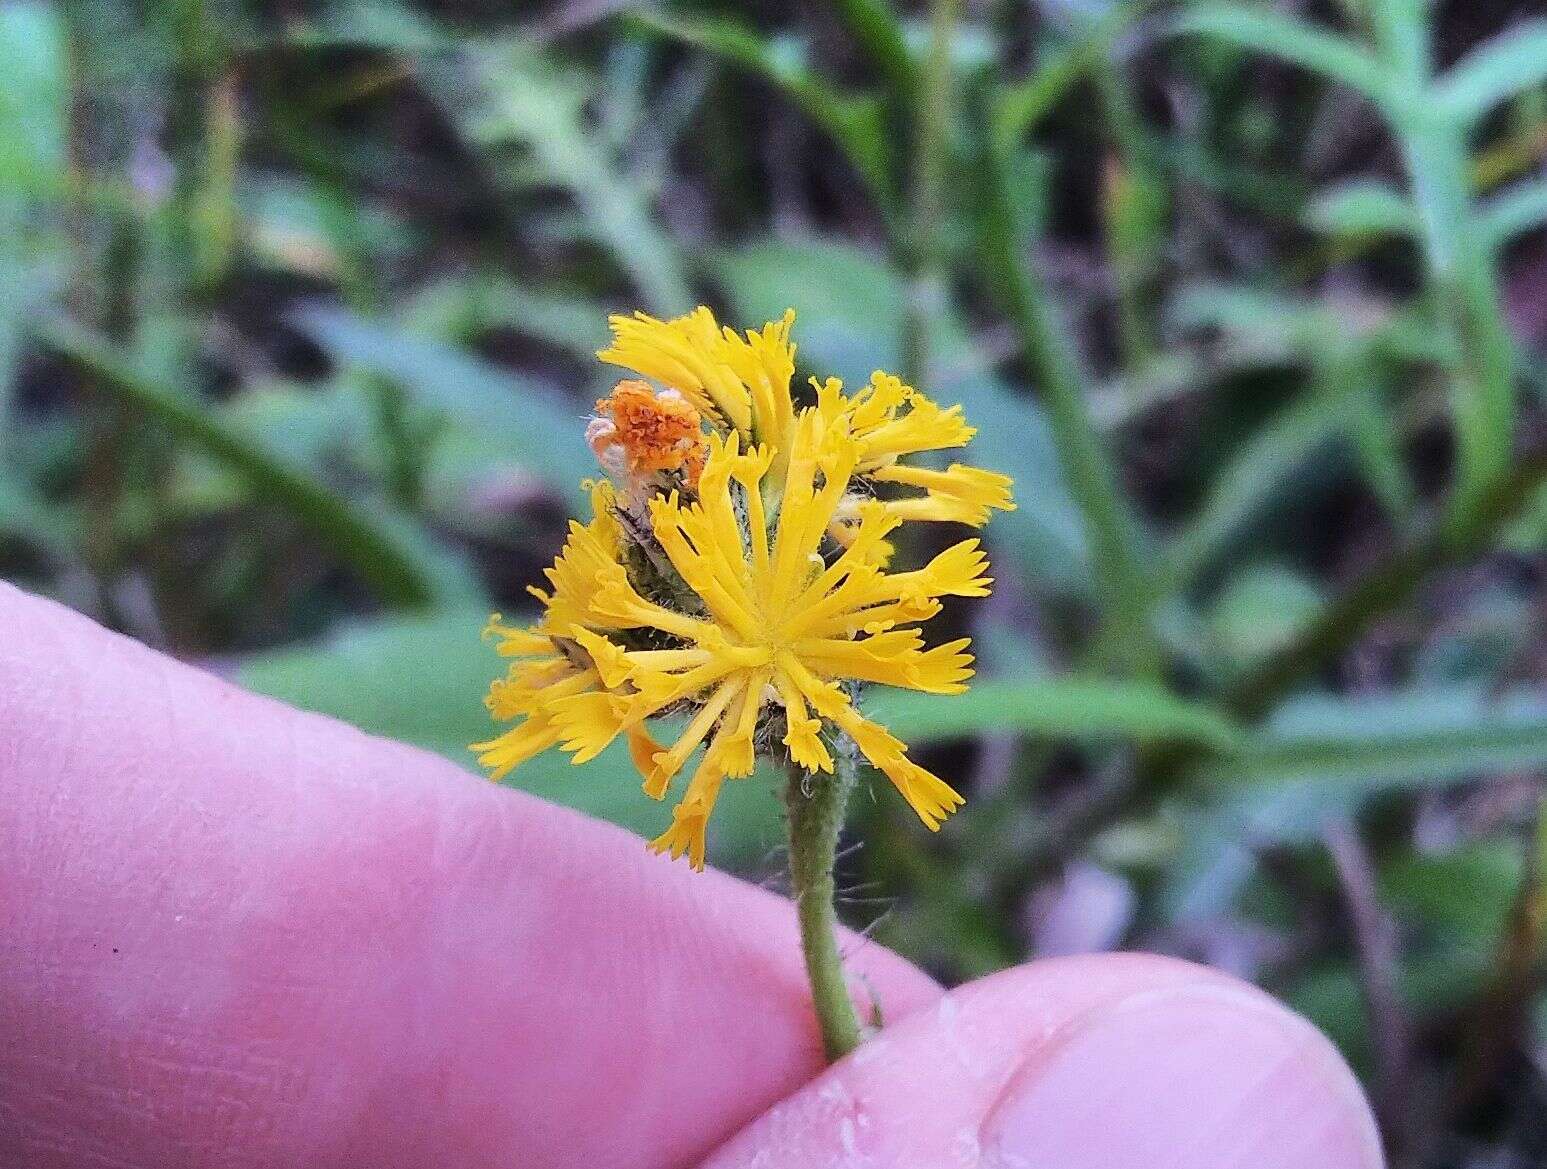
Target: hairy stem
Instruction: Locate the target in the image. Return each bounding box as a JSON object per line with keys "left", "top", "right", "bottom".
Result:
{"left": 785, "top": 753, "right": 863, "bottom": 1062}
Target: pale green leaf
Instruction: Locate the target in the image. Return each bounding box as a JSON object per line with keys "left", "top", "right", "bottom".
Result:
{"left": 296, "top": 306, "right": 591, "bottom": 506}
{"left": 872, "top": 677, "right": 1242, "bottom": 750}
{"left": 1175, "top": 6, "right": 1390, "bottom": 107}
{"left": 1305, "top": 180, "right": 1418, "bottom": 239}
{"left": 1434, "top": 20, "right": 1547, "bottom": 125}
{"left": 1207, "top": 687, "right": 1547, "bottom": 790}
{"left": 40, "top": 318, "right": 463, "bottom": 611}
{"left": 421, "top": 40, "right": 692, "bottom": 315}
{"left": 1481, "top": 178, "right": 1547, "bottom": 248}
{"left": 627, "top": 11, "right": 895, "bottom": 211}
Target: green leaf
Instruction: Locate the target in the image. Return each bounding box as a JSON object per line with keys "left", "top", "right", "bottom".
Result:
{"left": 830, "top": 0, "right": 917, "bottom": 105}
{"left": 1174, "top": 6, "right": 1390, "bottom": 108}
{"left": 626, "top": 11, "right": 895, "bottom": 213}
{"left": 1288, "top": 948, "right": 1494, "bottom": 1073}
{"left": 713, "top": 237, "right": 1092, "bottom": 593}
{"left": 398, "top": 274, "right": 610, "bottom": 361}
{"left": 1304, "top": 180, "right": 1418, "bottom": 239}
{"left": 238, "top": 609, "right": 782, "bottom": 861}
{"left": 974, "top": 131, "right": 1161, "bottom": 676}
{"left": 0, "top": 468, "right": 76, "bottom": 556}
{"left": 420, "top": 40, "right": 692, "bottom": 315}
{"left": 1207, "top": 687, "right": 1547, "bottom": 790}
{"left": 1206, "top": 565, "right": 1323, "bottom": 671}
{"left": 277, "top": 1, "right": 454, "bottom": 51}
{"left": 871, "top": 677, "right": 1242, "bottom": 750}
{"left": 295, "top": 306, "right": 591, "bottom": 506}
{"left": 1380, "top": 843, "right": 1523, "bottom": 944}
{"left": 39, "top": 317, "right": 460, "bottom": 612}
{"left": 1481, "top": 178, "right": 1547, "bottom": 249}
{"left": 1434, "top": 20, "right": 1547, "bottom": 126}
{"left": 1166, "top": 356, "right": 1373, "bottom": 584}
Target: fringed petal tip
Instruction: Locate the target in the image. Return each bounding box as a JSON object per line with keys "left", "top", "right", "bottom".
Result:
{"left": 649, "top": 809, "right": 710, "bottom": 872}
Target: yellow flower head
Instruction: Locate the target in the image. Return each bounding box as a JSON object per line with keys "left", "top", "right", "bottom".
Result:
{"left": 478, "top": 307, "right": 1014, "bottom": 871}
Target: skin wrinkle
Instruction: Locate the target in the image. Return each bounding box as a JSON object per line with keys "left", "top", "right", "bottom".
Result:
{"left": 0, "top": 583, "right": 938, "bottom": 1169}
{"left": 1164, "top": 1037, "right": 1307, "bottom": 1169}
{"left": 1200, "top": 1033, "right": 1363, "bottom": 1168}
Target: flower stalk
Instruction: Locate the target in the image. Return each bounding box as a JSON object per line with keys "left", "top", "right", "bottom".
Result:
{"left": 785, "top": 751, "right": 864, "bottom": 1062}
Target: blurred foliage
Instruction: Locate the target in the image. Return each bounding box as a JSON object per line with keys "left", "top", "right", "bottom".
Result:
{"left": 4, "top": 0, "right": 1547, "bottom": 1161}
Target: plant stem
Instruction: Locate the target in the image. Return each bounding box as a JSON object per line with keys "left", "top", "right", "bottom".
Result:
{"left": 975, "top": 128, "right": 1162, "bottom": 680}
{"left": 830, "top": 0, "right": 916, "bottom": 112}
{"left": 39, "top": 317, "right": 440, "bottom": 611}
{"left": 898, "top": 0, "right": 959, "bottom": 388}
{"left": 785, "top": 753, "right": 863, "bottom": 1062}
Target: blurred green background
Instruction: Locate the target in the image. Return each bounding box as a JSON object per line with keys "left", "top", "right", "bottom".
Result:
{"left": 5, "top": 0, "right": 1547, "bottom": 1161}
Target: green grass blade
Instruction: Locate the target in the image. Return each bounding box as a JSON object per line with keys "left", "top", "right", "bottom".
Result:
{"left": 831, "top": 0, "right": 917, "bottom": 105}
{"left": 0, "top": 0, "right": 68, "bottom": 444}
{"left": 1174, "top": 6, "right": 1391, "bottom": 108}
{"left": 624, "top": 11, "right": 896, "bottom": 213}
{"left": 0, "top": 1, "right": 66, "bottom": 191}
{"left": 975, "top": 128, "right": 1160, "bottom": 676}
{"left": 39, "top": 317, "right": 450, "bottom": 611}
{"left": 295, "top": 306, "right": 590, "bottom": 506}
{"left": 1167, "top": 369, "right": 1360, "bottom": 586}
{"left": 1305, "top": 180, "right": 1419, "bottom": 239}
{"left": 422, "top": 40, "right": 692, "bottom": 316}
{"left": 1207, "top": 688, "right": 1547, "bottom": 791}
{"left": 996, "top": 0, "right": 1160, "bottom": 146}
{"left": 1481, "top": 178, "right": 1547, "bottom": 248}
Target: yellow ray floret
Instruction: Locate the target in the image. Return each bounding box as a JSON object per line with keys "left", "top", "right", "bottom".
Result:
{"left": 471, "top": 482, "right": 662, "bottom": 783}
{"left": 816, "top": 371, "right": 1017, "bottom": 531}
{"left": 561, "top": 410, "right": 985, "bottom": 868}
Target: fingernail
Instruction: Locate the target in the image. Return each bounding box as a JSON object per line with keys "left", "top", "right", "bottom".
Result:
{"left": 979, "top": 982, "right": 1383, "bottom": 1169}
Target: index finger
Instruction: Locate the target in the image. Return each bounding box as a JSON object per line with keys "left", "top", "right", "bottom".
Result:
{"left": 0, "top": 584, "right": 938, "bottom": 1168}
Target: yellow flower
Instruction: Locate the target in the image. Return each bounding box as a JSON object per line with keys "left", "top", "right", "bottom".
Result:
{"left": 597, "top": 305, "right": 1013, "bottom": 532}
{"left": 478, "top": 305, "right": 1014, "bottom": 872}
{"left": 549, "top": 410, "right": 990, "bottom": 869}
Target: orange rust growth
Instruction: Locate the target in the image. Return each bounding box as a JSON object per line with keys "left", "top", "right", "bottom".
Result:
{"left": 593, "top": 379, "right": 707, "bottom": 485}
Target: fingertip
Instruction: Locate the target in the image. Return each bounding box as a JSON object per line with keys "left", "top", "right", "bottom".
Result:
{"left": 977, "top": 975, "right": 1382, "bottom": 1169}
{"left": 703, "top": 954, "right": 1382, "bottom": 1169}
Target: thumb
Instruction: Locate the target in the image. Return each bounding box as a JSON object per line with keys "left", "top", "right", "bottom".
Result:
{"left": 702, "top": 953, "right": 1383, "bottom": 1169}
